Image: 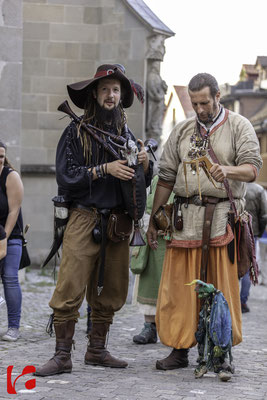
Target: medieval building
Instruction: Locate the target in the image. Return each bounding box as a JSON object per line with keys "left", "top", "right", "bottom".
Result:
{"left": 0, "top": 0, "right": 174, "bottom": 264}
{"left": 220, "top": 56, "right": 267, "bottom": 187}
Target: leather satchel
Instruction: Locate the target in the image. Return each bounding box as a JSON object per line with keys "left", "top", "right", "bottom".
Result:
{"left": 18, "top": 223, "right": 31, "bottom": 270}
{"left": 235, "top": 211, "right": 257, "bottom": 279}
{"left": 107, "top": 212, "right": 133, "bottom": 243}
{"left": 19, "top": 236, "right": 31, "bottom": 270}
{"left": 153, "top": 204, "right": 173, "bottom": 232}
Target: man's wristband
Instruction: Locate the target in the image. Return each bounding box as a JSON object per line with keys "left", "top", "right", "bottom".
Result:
{"left": 95, "top": 165, "right": 102, "bottom": 179}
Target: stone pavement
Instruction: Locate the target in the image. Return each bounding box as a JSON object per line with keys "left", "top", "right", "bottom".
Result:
{"left": 0, "top": 268, "right": 266, "bottom": 400}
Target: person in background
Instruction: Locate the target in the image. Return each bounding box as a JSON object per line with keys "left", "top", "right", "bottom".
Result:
{"left": 131, "top": 175, "right": 174, "bottom": 344}
{"left": 0, "top": 224, "right": 7, "bottom": 265}
{"left": 0, "top": 224, "right": 7, "bottom": 307}
{"left": 258, "top": 226, "right": 267, "bottom": 286}
{"left": 241, "top": 182, "right": 267, "bottom": 312}
{"left": 0, "top": 140, "right": 24, "bottom": 341}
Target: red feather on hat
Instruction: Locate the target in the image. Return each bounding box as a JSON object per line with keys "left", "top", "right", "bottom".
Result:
{"left": 129, "top": 79, "right": 144, "bottom": 104}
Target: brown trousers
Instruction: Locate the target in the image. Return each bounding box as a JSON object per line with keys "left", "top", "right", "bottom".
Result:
{"left": 49, "top": 208, "right": 130, "bottom": 325}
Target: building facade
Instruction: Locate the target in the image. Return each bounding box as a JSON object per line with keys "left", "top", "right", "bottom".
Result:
{"left": 1, "top": 0, "right": 174, "bottom": 264}
{"left": 220, "top": 56, "right": 267, "bottom": 187}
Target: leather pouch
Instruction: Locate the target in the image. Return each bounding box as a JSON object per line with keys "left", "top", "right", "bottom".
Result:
{"left": 107, "top": 212, "right": 133, "bottom": 242}
{"left": 19, "top": 237, "right": 31, "bottom": 270}
{"left": 235, "top": 211, "right": 257, "bottom": 279}
{"left": 153, "top": 204, "right": 173, "bottom": 232}
{"left": 173, "top": 200, "right": 183, "bottom": 231}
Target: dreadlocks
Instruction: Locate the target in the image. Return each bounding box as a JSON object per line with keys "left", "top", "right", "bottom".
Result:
{"left": 78, "top": 96, "right": 127, "bottom": 165}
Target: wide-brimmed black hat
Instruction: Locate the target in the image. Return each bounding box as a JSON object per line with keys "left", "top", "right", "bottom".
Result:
{"left": 67, "top": 64, "right": 134, "bottom": 109}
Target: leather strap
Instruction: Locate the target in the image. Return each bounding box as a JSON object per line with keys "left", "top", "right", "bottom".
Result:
{"left": 200, "top": 197, "right": 219, "bottom": 282}
{"left": 208, "top": 142, "right": 237, "bottom": 264}
{"left": 97, "top": 209, "right": 111, "bottom": 296}
{"left": 208, "top": 145, "right": 238, "bottom": 217}
{"left": 56, "top": 340, "right": 74, "bottom": 353}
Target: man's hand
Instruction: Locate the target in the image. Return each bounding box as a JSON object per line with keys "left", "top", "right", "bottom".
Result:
{"left": 147, "top": 222, "right": 158, "bottom": 250}
{"left": 210, "top": 163, "right": 256, "bottom": 183}
{"left": 137, "top": 139, "right": 149, "bottom": 173}
{"left": 107, "top": 159, "right": 135, "bottom": 181}
{"left": 210, "top": 163, "right": 228, "bottom": 182}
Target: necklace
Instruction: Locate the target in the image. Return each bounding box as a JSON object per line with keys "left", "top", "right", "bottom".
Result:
{"left": 188, "top": 107, "right": 223, "bottom": 174}
{"left": 187, "top": 125, "right": 210, "bottom": 175}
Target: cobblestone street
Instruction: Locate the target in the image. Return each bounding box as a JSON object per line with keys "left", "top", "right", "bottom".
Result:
{"left": 0, "top": 268, "right": 266, "bottom": 400}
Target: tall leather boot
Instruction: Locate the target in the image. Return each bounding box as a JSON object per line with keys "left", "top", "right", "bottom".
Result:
{"left": 34, "top": 320, "right": 75, "bottom": 376}
{"left": 84, "top": 322, "right": 128, "bottom": 368}
{"left": 156, "top": 348, "right": 189, "bottom": 370}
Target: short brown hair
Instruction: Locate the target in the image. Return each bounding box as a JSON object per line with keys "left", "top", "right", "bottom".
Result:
{"left": 188, "top": 73, "right": 219, "bottom": 98}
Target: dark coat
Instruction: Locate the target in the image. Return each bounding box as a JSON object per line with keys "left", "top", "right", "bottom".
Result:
{"left": 245, "top": 182, "right": 267, "bottom": 237}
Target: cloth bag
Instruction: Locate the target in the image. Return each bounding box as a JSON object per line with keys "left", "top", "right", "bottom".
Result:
{"left": 130, "top": 237, "right": 150, "bottom": 274}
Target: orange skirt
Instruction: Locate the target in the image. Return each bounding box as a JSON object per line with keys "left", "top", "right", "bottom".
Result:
{"left": 156, "top": 246, "right": 242, "bottom": 349}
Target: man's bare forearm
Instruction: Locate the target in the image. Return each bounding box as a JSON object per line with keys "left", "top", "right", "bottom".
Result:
{"left": 150, "top": 184, "right": 173, "bottom": 220}
{"left": 210, "top": 163, "right": 256, "bottom": 183}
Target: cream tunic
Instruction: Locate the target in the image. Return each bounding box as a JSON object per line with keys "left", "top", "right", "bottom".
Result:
{"left": 159, "top": 110, "right": 262, "bottom": 244}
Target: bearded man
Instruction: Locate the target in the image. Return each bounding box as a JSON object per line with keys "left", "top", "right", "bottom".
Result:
{"left": 147, "top": 73, "right": 262, "bottom": 380}
{"left": 35, "top": 64, "right": 153, "bottom": 376}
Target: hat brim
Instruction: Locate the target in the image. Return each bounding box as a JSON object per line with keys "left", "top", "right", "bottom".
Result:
{"left": 67, "top": 70, "right": 134, "bottom": 109}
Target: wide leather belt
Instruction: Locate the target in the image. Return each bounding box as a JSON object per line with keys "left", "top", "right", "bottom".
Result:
{"left": 72, "top": 203, "right": 96, "bottom": 212}
{"left": 178, "top": 195, "right": 230, "bottom": 207}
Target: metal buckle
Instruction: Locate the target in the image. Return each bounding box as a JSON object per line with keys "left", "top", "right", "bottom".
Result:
{"left": 192, "top": 195, "right": 203, "bottom": 206}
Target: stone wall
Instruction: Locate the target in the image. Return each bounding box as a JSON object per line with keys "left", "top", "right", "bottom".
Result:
{"left": 22, "top": 0, "right": 149, "bottom": 166}
{"left": 0, "top": 0, "right": 23, "bottom": 169}
{"left": 21, "top": 0, "right": 160, "bottom": 265}
{"left": 20, "top": 0, "right": 173, "bottom": 265}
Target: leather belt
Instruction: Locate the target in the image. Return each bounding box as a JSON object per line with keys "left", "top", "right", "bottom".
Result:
{"left": 72, "top": 203, "right": 95, "bottom": 212}
{"left": 174, "top": 195, "right": 231, "bottom": 282}
{"left": 177, "top": 195, "right": 230, "bottom": 207}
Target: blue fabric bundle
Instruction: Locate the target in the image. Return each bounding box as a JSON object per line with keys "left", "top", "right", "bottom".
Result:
{"left": 209, "top": 291, "right": 232, "bottom": 348}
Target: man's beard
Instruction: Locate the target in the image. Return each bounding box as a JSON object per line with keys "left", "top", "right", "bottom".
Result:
{"left": 198, "top": 113, "right": 213, "bottom": 124}
{"left": 95, "top": 102, "right": 122, "bottom": 129}
{"left": 198, "top": 102, "right": 219, "bottom": 124}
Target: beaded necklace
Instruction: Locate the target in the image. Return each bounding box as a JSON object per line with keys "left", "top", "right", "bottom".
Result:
{"left": 187, "top": 106, "right": 223, "bottom": 174}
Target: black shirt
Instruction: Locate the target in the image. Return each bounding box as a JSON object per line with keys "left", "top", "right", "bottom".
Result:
{"left": 0, "top": 224, "right": 6, "bottom": 241}
{"left": 0, "top": 166, "right": 23, "bottom": 238}
{"left": 56, "top": 121, "right": 153, "bottom": 209}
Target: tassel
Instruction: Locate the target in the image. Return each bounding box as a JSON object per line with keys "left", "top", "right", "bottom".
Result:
{"left": 46, "top": 313, "right": 54, "bottom": 337}
{"left": 129, "top": 79, "right": 145, "bottom": 104}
